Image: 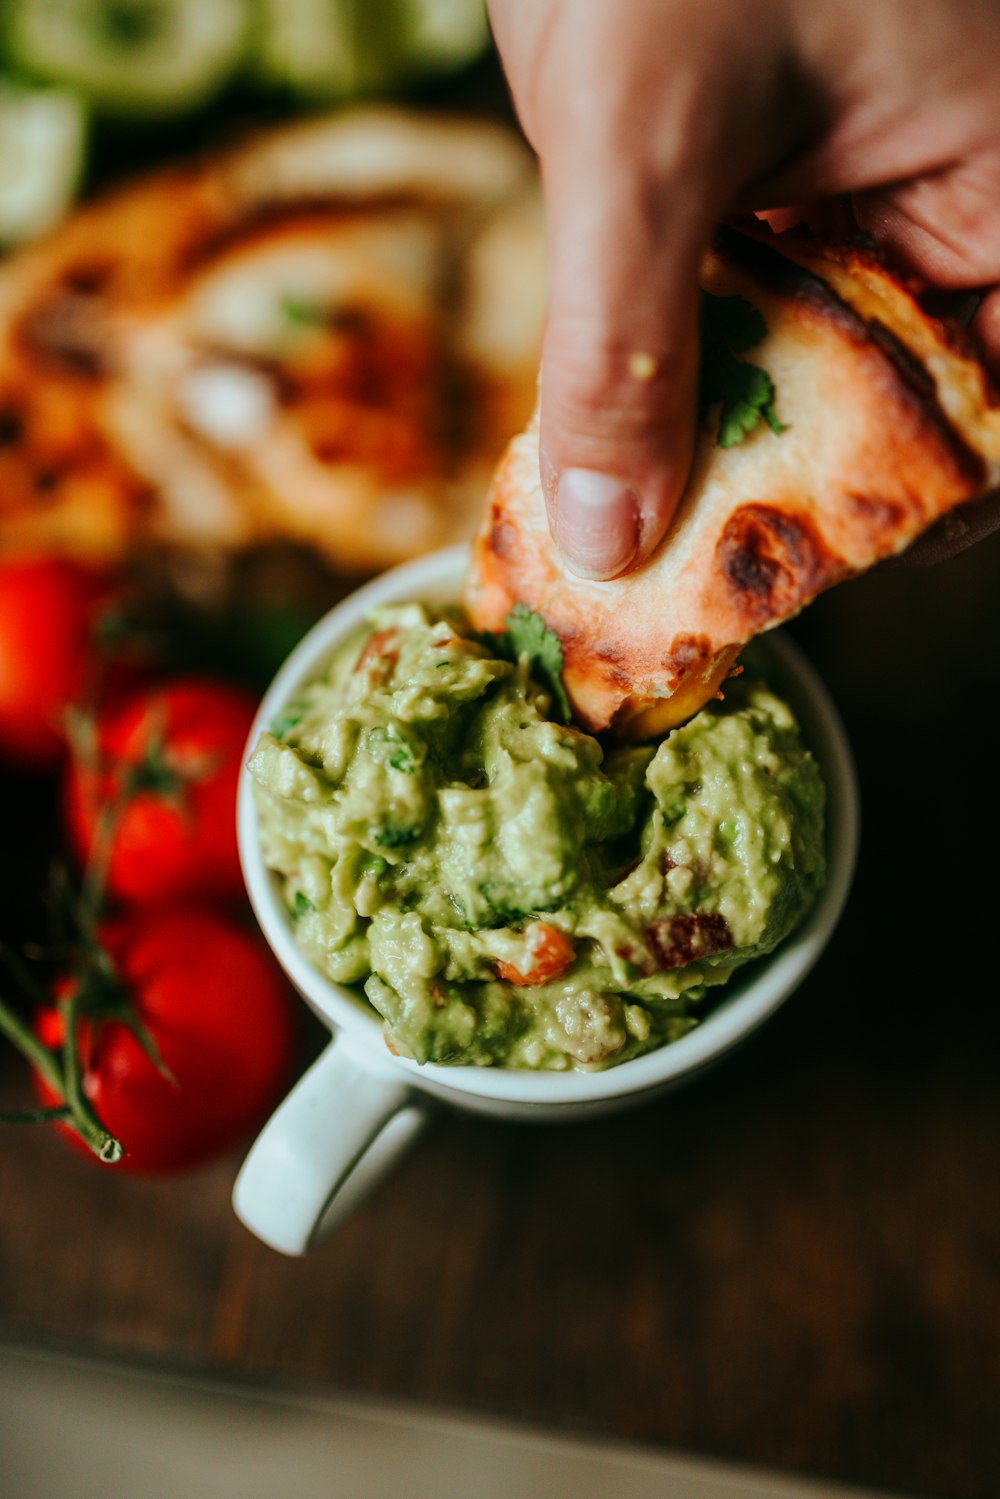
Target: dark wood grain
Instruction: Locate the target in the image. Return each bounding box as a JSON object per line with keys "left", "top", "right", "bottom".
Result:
{"left": 3, "top": 534, "right": 1000, "bottom": 1499}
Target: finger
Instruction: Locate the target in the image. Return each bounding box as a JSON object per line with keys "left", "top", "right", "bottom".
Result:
{"left": 852, "top": 148, "right": 1000, "bottom": 288}
{"left": 891, "top": 487, "right": 1000, "bottom": 566}
{"left": 539, "top": 163, "right": 707, "bottom": 579}
{"left": 491, "top": 0, "right": 804, "bottom": 581}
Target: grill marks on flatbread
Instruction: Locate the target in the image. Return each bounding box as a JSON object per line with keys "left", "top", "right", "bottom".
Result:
{"left": 0, "top": 109, "right": 544, "bottom": 572}
{"left": 467, "top": 225, "right": 1000, "bottom": 735}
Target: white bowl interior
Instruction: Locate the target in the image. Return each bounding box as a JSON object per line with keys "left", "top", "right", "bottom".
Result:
{"left": 238, "top": 544, "right": 859, "bottom": 1108}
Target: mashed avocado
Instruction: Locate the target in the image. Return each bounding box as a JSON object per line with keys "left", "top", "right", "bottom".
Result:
{"left": 249, "top": 603, "right": 826, "bottom": 1070}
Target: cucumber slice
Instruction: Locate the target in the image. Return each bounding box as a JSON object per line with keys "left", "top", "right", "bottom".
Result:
{"left": 0, "top": 80, "right": 87, "bottom": 243}
{"left": 3, "top": 0, "right": 249, "bottom": 117}
{"left": 403, "top": 0, "right": 491, "bottom": 70}
{"left": 253, "top": 0, "right": 489, "bottom": 101}
{"left": 253, "top": 0, "right": 413, "bottom": 98}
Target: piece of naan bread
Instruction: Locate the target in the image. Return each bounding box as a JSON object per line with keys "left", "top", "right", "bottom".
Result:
{"left": 467, "top": 224, "right": 1000, "bottom": 735}
{"left": 0, "top": 108, "right": 545, "bottom": 573}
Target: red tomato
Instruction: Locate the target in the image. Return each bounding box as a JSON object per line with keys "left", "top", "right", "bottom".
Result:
{"left": 495, "top": 922, "right": 575, "bottom": 986}
{"left": 33, "top": 906, "right": 296, "bottom": 1173}
{"left": 63, "top": 677, "right": 256, "bottom": 905}
{"left": 0, "top": 556, "right": 109, "bottom": 769}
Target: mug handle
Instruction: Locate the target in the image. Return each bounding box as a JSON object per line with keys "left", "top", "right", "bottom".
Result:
{"left": 232, "top": 1037, "right": 430, "bottom": 1255}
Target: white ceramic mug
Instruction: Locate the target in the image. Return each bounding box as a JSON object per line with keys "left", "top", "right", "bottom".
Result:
{"left": 233, "top": 544, "right": 859, "bottom": 1254}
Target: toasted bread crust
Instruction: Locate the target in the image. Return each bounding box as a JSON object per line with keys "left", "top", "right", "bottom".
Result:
{"left": 467, "top": 226, "right": 1000, "bottom": 733}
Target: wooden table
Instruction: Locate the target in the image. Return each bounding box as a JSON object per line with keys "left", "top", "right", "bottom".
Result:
{"left": 3, "top": 536, "right": 1000, "bottom": 1499}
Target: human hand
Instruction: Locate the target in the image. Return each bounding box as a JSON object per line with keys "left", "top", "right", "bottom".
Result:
{"left": 488, "top": 0, "right": 1000, "bottom": 577}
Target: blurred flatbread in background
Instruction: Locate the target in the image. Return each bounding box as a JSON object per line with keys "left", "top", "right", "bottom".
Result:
{"left": 0, "top": 107, "right": 545, "bottom": 582}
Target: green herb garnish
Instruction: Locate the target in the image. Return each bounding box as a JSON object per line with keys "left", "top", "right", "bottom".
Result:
{"left": 366, "top": 725, "right": 420, "bottom": 773}
{"left": 698, "top": 291, "right": 787, "bottom": 448}
{"left": 480, "top": 605, "right": 571, "bottom": 724}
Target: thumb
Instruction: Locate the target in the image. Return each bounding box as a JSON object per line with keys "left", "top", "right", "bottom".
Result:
{"left": 492, "top": 0, "right": 799, "bottom": 582}
{"left": 538, "top": 164, "right": 711, "bottom": 580}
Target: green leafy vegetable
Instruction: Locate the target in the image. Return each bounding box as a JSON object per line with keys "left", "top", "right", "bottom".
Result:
{"left": 292, "top": 891, "right": 315, "bottom": 917}
{"left": 698, "top": 292, "right": 787, "bottom": 448}
{"left": 479, "top": 605, "right": 571, "bottom": 724}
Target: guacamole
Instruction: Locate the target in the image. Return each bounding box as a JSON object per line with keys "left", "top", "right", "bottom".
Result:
{"left": 249, "top": 603, "right": 826, "bottom": 1070}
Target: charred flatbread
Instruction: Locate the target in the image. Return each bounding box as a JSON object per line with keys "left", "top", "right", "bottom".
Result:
{"left": 467, "top": 224, "right": 1000, "bottom": 734}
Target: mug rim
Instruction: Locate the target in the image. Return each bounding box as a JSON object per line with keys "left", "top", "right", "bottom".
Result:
{"left": 238, "top": 543, "right": 859, "bottom": 1108}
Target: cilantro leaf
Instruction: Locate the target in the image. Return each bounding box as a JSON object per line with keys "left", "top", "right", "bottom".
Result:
{"left": 366, "top": 725, "right": 420, "bottom": 773}
{"left": 698, "top": 291, "right": 787, "bottom": 448}
{"left": 507, "top": 606, "right": 572, "bottom": 724}
{"left": 701, "top": 291, "right": 767, "bottom": 354}
{"left": 292, "top": 891, "right": 315, "bottom": 918}
{"left": 479, "top": 605, "right": 571, "bottom": 723}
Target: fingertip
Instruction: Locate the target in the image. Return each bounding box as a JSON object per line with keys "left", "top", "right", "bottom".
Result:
{"left": 542, "top": 453, "right": 690, "bottom": 579}
{"left": 892, "top": 487, "right": 1000, "bottom": 567}
{"left": 552, "top": 469, "right": 639, "bottom": 580}
{"left": 538, "top": 341, "right": 696, "bottom": 577}
{"left": 633, "top": 444, "right": 695, "bottom": 568}
{"left": 532, "top": 161, "right": 706, "bottom": 579}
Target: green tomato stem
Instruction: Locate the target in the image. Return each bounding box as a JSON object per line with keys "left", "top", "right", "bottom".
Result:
{"left": 0, "top": 983, "right": 64, "bottom": 1094}
{"left": 0, "top": 976, "right": 123, "bottom": 1162}
{"left": 79, "top": 794, "right": 121, "bottom": 930}
{"left": 60, "top": 984, "right": 124, "bottom": 1165}
{"left": 0, "top": 1105, "right": 72, "bottom": 1125}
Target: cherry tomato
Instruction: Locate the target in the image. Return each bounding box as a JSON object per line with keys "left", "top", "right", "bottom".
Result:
{"left": 33, "top": 906, "right": 296, "bottom": 1173}
{"left": 63, "top": 677, "right": 256, "bottom": 905}
{"left": 0, "top": 556, "right": 110, "bottom": 769}
{"left": 495, "top": 921, "right": 575, "bottom": 986}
